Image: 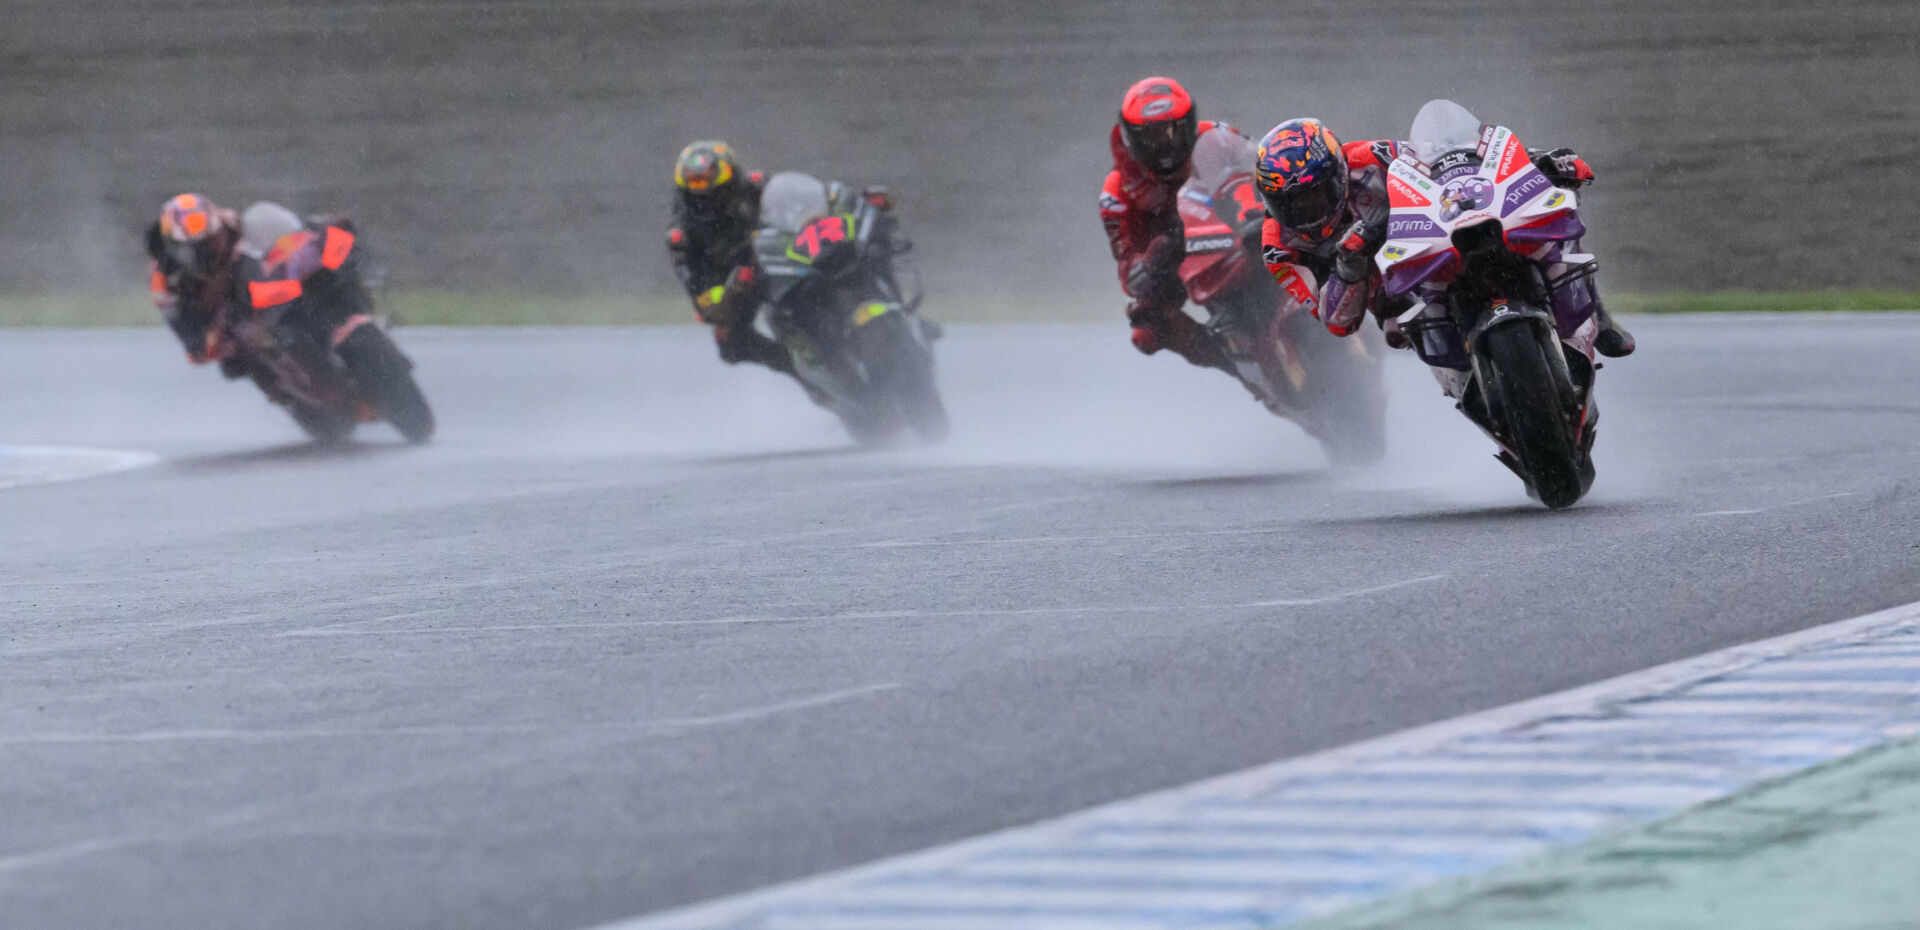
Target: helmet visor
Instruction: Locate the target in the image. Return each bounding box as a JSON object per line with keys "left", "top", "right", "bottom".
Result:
{"left": 165, "top": 236, "right": 225, "bottom": 278}
{"left": 1124, "top": 116, "right": 1198, "bottom": 175}
{"left": 1266, "top": 174, "right": 1344, "bottom": 233}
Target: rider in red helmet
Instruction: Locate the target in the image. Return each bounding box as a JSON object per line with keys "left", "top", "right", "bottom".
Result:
{"left": 1099, "top": 76, "right": 1245, "bottom": 371}
{"left": 1254, "top": 118, "right": 1632, "bottom": 356}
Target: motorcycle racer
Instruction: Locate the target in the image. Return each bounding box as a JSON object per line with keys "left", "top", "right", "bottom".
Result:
{"left": 1254, "top": 118, "right": 1634, "bottom": 357}
{"left": 667, "top": 140, "right": 796, "bottom": 375}
{"left": 1099, "top": 76, "right": 1246, "bottom": 371}
{"left": 144, "top": 193, "right": 244, "bottom": 366}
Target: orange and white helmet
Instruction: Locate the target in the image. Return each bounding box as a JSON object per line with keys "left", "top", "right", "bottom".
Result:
{"left": 159, "top": 193, "right": 226, "bottom": 243}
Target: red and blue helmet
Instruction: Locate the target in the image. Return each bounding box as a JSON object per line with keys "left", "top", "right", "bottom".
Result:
{"left": 1255, "top": 119, "right": 1348, "bottom": 243}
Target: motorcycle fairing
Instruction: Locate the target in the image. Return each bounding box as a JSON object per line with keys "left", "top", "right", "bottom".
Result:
{"left": 1376, "top": 125, "right": 1580, "bottom": 297}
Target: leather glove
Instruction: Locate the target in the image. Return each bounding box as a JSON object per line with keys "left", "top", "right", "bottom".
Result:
{"left": 1331, "top": 220, "right": 1377, "bottom": 285}
{"left": 1126, "top": 236, "right": 1186, "bottom": 304}
{"left": 1532, "top": 148, "right": 1595, "bottom": 187}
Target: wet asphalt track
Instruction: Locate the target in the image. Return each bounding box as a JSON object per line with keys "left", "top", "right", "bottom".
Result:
{"left": 4, "top": 315, "right": 1920, "bottom": 929}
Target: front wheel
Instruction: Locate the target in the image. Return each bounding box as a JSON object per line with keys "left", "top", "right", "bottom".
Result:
{"left": 290, "top": 403, "right": 355, "bottom": 444}
{"left": 855, "top": 309, "right": 947, "bottom": 446}
{"left": 1480, "top": 321, "right": 1586, "bottom": 508}
{"left": 336, "top": 325, "right": 435, "bottom": 444}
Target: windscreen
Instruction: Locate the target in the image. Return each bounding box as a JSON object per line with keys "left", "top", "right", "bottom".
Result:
{"left": 1408, "top": 99, "right": 1485, "bottom": 165}
{"left": 1186, "top": 127, "right": 1258, "bottom": 198}
{"left": 761, "top": 172, "right": 829, "bottom": 235}
{"left": 238, "top": 201, "right": 302, "bottom": 259}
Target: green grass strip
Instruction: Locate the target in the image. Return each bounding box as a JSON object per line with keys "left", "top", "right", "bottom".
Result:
{"left": 1610, "top": 289, "right": 1920, "bottom": 314}
{"left": 1299, "top": 735, "right": 1920, "bottom": 930}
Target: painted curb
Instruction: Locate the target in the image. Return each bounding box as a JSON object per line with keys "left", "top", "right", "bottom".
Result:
{"left": 595, "top": 601, "right": 1920, "bottom": 930}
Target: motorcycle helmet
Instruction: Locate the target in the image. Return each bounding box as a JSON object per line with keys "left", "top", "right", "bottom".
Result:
{"left": 674, "top": 140, "right": 742, "bottom": 195}
{"left": 156, "top": 193, "right": 230, "bottom": 277}
{"left": 1254, "top": 119, "right": 1349, "bottom": 244}
{"left": 1119, "top": 76, "right": 1199, "bottom": 181}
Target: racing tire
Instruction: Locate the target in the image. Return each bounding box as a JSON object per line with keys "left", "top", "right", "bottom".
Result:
{"left": 839, "top": 406, "right": 903, "bottom": 447}
{"left": 856, "top": 311, "right": 947, "bottom": 446}
{"left": 290, "top": 403, "right": 356, "bottom": 445}
{"left": 1481, "top": 320, "right": 1584, "bottom": 509}
{"left": 336, "top": 325, "right": 435, "bottom": 444}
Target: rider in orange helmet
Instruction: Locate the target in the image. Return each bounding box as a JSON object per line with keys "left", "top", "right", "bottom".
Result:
{"left": 1099, "top": 76, "right": 1247, "bottom": 371}
{"left": 144, "top": 193, "right": 244, "bottom": 365}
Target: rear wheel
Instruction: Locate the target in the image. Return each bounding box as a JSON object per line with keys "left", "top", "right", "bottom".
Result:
{"left": 336, "top": 325, "right": 435, "bottom": 443}
{"left": 1481, "top": 321, "right": 1584, "bottom": 508}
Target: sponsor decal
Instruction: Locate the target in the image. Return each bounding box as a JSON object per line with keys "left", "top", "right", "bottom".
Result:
{"left": 1500, "top": 170, "right": 1553, "bottom": 217}
{"left": 1185, "top": 235, "right": 1235, "bottom": 253}
{"left": 1388, "top": 212, "right": 1443, "bottom": 239}
{"left": 1492, "top": 127, "right": 1529, "bottom": 181}
{"left": 1141, "top": 97, "right": 1174, "bottom": 118}
{"left": 1262, "top": 244, "right": 1288, "bottom": 266}
{"left": 1381, "top": 245, "right": 1409, "bottom": 261}
{"left": 1278, "top": 267, "right": 1318, "bottom": 310}
{"left": 1431, "top": 150, "right": 1483, "bottom": 183}
{"left": 1491, "top": 301, "right": 1512, "bottom": 317}
{"left": 1099, "top": 191, "right": 1125, "bottom": 212}
{"left": 1543, "top": 190, "right": 1567, "bottom": 209}
{"left": 1386, "top": 173, "right": 1431, "bottom": 208}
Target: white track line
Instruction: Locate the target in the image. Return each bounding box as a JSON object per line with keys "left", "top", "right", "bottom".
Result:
{"left": 0, "top": 683, "right": 898, "bottom": 747}
{"left": 277, "top": 576, "right": 1448, "bottom": 638}
{"left": 595, "top": 600, "right": 1920, "bottom": 930}
{"left": 0, "top": 444, "right": 157, "bottom": 490}
{"left": 1692, "top": 491, "right": 1858, "bottom": 517}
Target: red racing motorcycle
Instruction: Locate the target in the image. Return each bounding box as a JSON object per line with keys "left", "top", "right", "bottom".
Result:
{"left": 1177, "top": 130, "right": 1388, "bottom": 464}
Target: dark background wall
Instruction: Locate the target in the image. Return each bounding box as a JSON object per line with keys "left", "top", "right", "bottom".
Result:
{"left": 4, "top": 0, "right": 1916, "bottom": 306}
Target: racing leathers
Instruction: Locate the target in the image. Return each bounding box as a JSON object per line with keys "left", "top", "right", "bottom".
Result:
{"left": 667, "top": 173, "right": 795, "bottom": 374}
{"left": 1100, "top": 122, "right": 1241, "bottom": 370}
{"left": 1262, "top": 142, "right": 1633, "bottom": 356}
{"left": 144, "top": 208, "right": 243, "bottom": 365}
{"left": 1258, "top": 139, "right": 1406, "bottom": 340}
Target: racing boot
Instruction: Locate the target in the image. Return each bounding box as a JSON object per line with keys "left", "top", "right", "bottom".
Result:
{"left": 718, "top": 326, "right": 797, "bottom": 375}
{"left": 1593, "top": 305, "right": 1635, "bottom": 358}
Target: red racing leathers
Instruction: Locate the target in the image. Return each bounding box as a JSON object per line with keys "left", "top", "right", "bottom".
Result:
{"left": 1100, "top": 121, "right": 1241, "bottom": 369}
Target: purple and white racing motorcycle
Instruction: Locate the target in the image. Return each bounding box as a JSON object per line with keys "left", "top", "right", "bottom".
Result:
{"left": 1376, "top": 100, "right": 1609, "bottom": 508}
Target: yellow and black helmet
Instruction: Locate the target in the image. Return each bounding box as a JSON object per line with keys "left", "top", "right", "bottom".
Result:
{"left": 674, "top": 140, "right": 741, "bottom": 194}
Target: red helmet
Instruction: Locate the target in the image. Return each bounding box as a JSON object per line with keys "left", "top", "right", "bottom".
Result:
{"left": 1119, "top": 77, "right": 1199, "bottom": 181}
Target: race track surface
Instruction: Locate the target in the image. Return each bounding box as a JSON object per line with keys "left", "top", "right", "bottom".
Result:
{"left": 3, "top": 316, "right": 1919, "bottom": 929}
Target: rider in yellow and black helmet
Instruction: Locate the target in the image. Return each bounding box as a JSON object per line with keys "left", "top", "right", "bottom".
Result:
{"left": 666, "top": 141, "right": 792, "bottom": 373}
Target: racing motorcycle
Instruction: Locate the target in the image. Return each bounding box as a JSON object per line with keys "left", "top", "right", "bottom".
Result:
{"left": 227, "top": 202, "right": 435, "bottom": 444}
{"left": 1177, "top": 129, "right": 1388, "bottom": 464}
{"left": 752, "top": 173, "right": 947, "bottom": 445}
{"left": 1376, "top": 100, "right": 1604, "bottom": 508}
